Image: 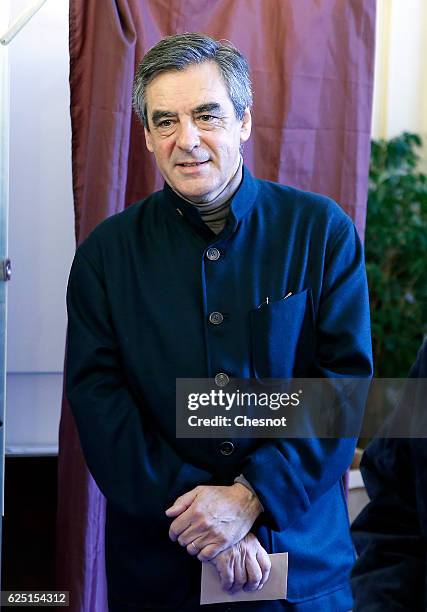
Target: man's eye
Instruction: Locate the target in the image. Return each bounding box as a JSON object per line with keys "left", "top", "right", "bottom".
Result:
{"left": 199, "top": 115, "right": 216, "bottom": 122}
{"left": 158, "top": 120, "right": 173, "bottom": 127}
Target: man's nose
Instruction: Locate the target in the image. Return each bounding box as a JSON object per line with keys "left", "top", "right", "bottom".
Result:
{"left": 175, "top": 120, "right": 200, "bottom": 152}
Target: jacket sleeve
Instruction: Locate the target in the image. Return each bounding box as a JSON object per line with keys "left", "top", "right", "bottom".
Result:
{"left": 350, "top": 438, "right": 425, "bottom": 611}
{"left": 65, "top": 247, "right": 213, "bottom": 519}
{"left": 241, "top": 218, "right": 373, "bottom": 532}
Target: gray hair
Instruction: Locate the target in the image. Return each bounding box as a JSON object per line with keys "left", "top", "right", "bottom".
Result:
{"left": 132, "top": 32, "right": 252, "bottom": 129}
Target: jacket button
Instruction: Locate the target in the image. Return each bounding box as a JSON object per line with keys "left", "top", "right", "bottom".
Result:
{"left": 206, "top": 247, "right": 220, "bottom": 261}
{"left": 219, "top": 441, "right": 235, "bottom": 456}
{"left": 215, "top": 372, "right": 229, "bottom": 387}
{"left": 209, "top": 311, "right": 224, "bottom": 325}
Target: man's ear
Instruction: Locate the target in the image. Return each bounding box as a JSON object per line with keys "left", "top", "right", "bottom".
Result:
{"left": 144, "top": 126, "right": 154, "bottom": 153}
{"left": 240, "top": 108, "right": 252, "bottom": 143}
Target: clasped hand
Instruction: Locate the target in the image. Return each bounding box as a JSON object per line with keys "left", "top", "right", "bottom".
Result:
{"left": 165, "top": 483, "right": 270, "bottom": 592}
{"left": 166, "top": 483, "right": 262, "bottom": 560}
{"left": 209, "top": 532, "right": 271, "bottom": 592}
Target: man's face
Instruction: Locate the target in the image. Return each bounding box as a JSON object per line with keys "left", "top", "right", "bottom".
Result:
{"left": 144, "top": 61, "right": 251, "bottom": 202}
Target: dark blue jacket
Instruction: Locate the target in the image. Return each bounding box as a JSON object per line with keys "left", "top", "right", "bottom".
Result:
{"left": 351, "top": 340, "right": 427, "bottom": 611}
{"left": 66, "top": 166, "right": 372, "bottom": 610}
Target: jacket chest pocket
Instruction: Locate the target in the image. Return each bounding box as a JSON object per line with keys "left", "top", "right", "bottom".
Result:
{"left": 250, "top": 289, "right": 314, "bottom": 379}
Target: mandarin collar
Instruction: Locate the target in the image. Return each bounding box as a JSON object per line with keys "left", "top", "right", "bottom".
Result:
{"left": 162, "top": 165, "right": 259, "bottom": 235}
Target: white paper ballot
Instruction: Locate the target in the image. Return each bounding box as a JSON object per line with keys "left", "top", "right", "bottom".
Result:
{"left": 200, "top": 552, "right": 288, "bottom": 605}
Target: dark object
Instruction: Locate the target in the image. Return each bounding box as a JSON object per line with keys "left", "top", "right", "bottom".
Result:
{"left": 351, "top": 340, "right": 427, "bottom": 611}
{"left": 1, "top": 259, "right": 11, "bottom": 281}
{"left": 1, "top": 456, "right": 57, "bottom": 592}
{"left": 219, "top": 441, "right": 235, "bottom": 456}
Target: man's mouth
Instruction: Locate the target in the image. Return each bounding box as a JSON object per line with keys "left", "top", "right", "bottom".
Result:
{"left": 177, "top": 160, "right": 210, "bottom": 167}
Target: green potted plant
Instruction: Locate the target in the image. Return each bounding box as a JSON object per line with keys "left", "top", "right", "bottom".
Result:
{"left": 365, "top": 132, "right": 427, "bottom": 378}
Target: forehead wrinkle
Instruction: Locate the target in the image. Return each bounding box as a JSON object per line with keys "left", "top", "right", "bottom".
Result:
{"left": 147, "top": 71, "right": 231, "bottom": 108}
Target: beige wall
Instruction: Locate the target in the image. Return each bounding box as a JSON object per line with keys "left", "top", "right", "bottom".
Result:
{"left": 372, "top": 0, "right": 427, "bottom": 169}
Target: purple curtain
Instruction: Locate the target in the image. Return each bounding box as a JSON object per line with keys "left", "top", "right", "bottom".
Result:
{"left": 57, "top": 1, "right": 376, "bottom": 609}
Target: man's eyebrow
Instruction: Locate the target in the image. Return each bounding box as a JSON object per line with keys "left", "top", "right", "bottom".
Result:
{"left": 151, "top": 110, "right": 177, "bottom": 125}
{"left": 151, "top": 103, "right": 223, "bottom": 126}
{"left": 192, "top": 103, "right": 222, "bottom": 114}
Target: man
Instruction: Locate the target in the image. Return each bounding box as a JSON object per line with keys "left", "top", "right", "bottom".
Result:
{"left": 66, "top": 33, "right": 372, "bottom": 611}
{"left": 351, "top": 340, "right": 427, "bottom": 611}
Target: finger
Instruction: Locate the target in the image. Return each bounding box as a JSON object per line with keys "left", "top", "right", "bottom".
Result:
{"left": 165, "top": 488, "right": 199, "bottom": 518}
{"left": 185, "top": 537, "right": 204, "bottom": 557}
{"left": 219, "top": 567, "right": 235, "bottom": 592}
{"left": 189, "top": 529, "right": 228, "bottom": 559}
{"left": 177, "top": 527, "right": 198, "bottom": 553}
{"left": 213, "top": 557, "right": 235, "bottom": 592}
{"left": 229, "top": 555, "right": 247, "bottom": 594}
{"left": 177, "top": 526, "right": 197, "bottom": 548}
{"left": 243, "top": 554, "right": 262, "bottom": 592}
{"left": 173, "top": 514, "right": 228, "bottom": 552}
{"left": 178, "top": 521, "right": 220, "bottom": 549}
{"left": 168, "top": 507, "right": 194, "bottom": 541}
{"left": 197, "top": 542, "right": 226, "bottom": 562}
{"left": 256, "top": 548, "right": 272, "bottom": 589}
